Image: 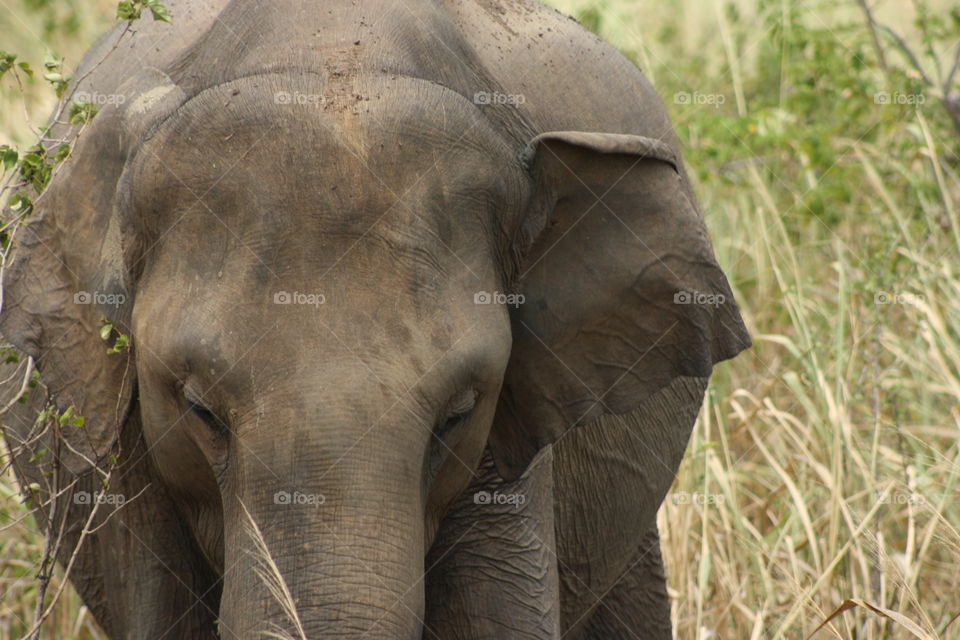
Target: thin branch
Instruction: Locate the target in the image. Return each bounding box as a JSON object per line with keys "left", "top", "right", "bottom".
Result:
{"left": 943, "top": 44, "right": 960, "bottom": 136}
{"left": 877, "top": 24, "right": 934, "bottom": 87}
{"left": 855, "top": 0, "right": 889, "bottom": 74}
{"left": 20, "top": 480, "right": 110, "bottom": 640}
{"left": 26, "top": 428, "right": 62, "bottom": 640}
{"left": 945, "top": 42, "right": 960, "bottom": 90}
{"left": 0, "top": 358, "right": 34, "bottom": 416}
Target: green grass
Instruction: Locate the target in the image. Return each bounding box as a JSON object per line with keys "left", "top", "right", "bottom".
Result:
{"left": 2, "top": 1, "right": 959, "bottom": 638}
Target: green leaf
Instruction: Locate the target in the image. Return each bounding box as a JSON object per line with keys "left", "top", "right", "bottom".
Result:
{"left": 21, "top": 151, "right": 42, "bottom": 168}
{"left": 116, "top": 1, "right": 140, "bottom": 20}
{"left": 52, "top": 144, "right": 71, "bottom": 165}
{"left": 0, "top": 145, "right": 18, "bottom": 172}
{"left": 8, "top": 192, "right": 34, "bottom": 215}
{"left": 100, "top": 321, "right": 114, "bottom": 341}
{"left": 107, "top": 333, "right": 130, "bottom": 354}
{"left": 43, "top": 53, "right": 62, "bottom": 71}
{"left": 58, "top": 406, "right": 75, "bottom": 426}
{"left": 0, "top": 51, "right": 16, "bottom": 78}
{"left": 148, "top": 0, "right": 171, "bottom": 22}
{"left": 17, "top": 61, "right": 33, "bottom": 77}
{"left": 68, "top": 101, "right": 98, "bottom": 124}
{"left": 118, "top": 0, "right": 171, "bottom": 22}
{"left": 17, "top": 145, "right": 54, "bottom": 192}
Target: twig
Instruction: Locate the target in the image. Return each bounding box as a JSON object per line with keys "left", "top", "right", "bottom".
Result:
{"left": 943, "top": 44, "right": 960, "bottom": 135}
{"left": 909, "top": 0, "right": 943, "bottom": 79}
{"left": 855, "top": 0, "right": 889, "bottom": 74}
{"left": 20, "top": 479, "right": 110, "bottom": 640}
{"left": 0, "top": 358, "right": 34, "bottom": 416}
{"left": 26, "top": 425, "right": 61, "bottom": 640}
{"left": 877, "top": 25, "right": 934, "bottom": 87}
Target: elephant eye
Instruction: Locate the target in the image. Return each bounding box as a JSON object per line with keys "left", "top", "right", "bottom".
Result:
{"left": 436, "top": 409, "right": 472, "bottom": 440}
{"left": 189, "top": 402, "right": 230, "bottom": 438}
{"left": 435, "top": 390, "right": 477, "bottom": 439}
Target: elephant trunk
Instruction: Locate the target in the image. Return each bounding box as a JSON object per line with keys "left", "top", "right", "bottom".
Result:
{"left": 217, "top": 418, "right": 426, "bottom": 639}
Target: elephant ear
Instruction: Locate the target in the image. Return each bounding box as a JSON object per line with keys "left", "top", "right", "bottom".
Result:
{"left": 1, "top": 212, "right": 133, "bottom": 475}
{"left": 0, "top": 69, "right": 184, "bottom": 474}
{"left": 489, "top": 131, "right": 751, "bottom": 479}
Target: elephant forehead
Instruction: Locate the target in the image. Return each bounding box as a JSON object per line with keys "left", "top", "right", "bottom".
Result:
{"left": 126, "top": 75, "right": 517, "bottom": 285}
{"left": 133, "top": 74, "right": 514, "bottom": 211}
{"left": 135, "top": 71, "right": 514, "bottom": 170}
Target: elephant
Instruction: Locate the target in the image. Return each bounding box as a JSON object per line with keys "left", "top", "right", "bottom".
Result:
{"left": 0, "top": 0, "right": 750, "bottom": 638}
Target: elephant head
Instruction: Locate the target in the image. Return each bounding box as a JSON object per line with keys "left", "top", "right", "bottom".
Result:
{"left": 2, "top": 64, "right": 748, "bottom": 640}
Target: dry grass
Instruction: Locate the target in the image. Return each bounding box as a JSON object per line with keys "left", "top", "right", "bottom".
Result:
{"left": 241, "top": 501, "right": 309, "bottom": 640}
{"left": 1, "top": 1, "right": 959, "bottom": 639}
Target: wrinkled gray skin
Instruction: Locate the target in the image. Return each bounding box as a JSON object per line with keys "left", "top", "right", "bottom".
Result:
{"left": 0, "top": 1, "right": 750, "bottom": 638}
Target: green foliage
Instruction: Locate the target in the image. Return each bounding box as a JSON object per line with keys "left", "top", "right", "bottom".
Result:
{"left": 0, "top": 52, "right": 34, "bottom": 85}
{"left": 0, "top": 51, "right": 17, "bottom": 78}
{"left": 42, "top": 52, "right": 67, "bottom": 97}
{"left": 0, "top": 144, "right": 18, "bottom": 171}
{"left": 0, "top": 0, "right": 165, "bottom": 211}
{"left": 116, "top": 0, "right": 170, "bottom": 23}
{"left": 19, "top": 368, "right": 41, "bottom": 404}
{"left": 9, "top": 140, "right": 70, "bottom": 205}
{"left": 7, "top": 191, "right": 32, "bottom": 216}
{"left": 68, "top": 100, "right": 97, "bottom": 124}
{"left": 637, "top": 1, "right": 958, "bottom": 231}
{"left": 36, "top": 403, "right": 84, "bottom": 429}
{"left": 574, "top": 4, "right": 603, "bottom": 34}
{"left": 17, "top": 144, "right": 53, "bottom": 191}
{"left": 99, "top": 319, "right": 130, "bottom": 355}
{"left": 106, "top": 333, "right": 130, "bottom": 355}
{"left": 21, "top": 0, "right": 86, "bottom": 39}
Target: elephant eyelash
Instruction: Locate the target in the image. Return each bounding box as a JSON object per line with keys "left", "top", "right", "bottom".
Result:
{"left": 189, "top": 402, "right": 230, "bottom": 437}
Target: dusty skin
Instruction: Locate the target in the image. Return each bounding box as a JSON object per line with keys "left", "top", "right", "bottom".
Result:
{"left": 0, "top": 1, "right": 749, "bottom": 638}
